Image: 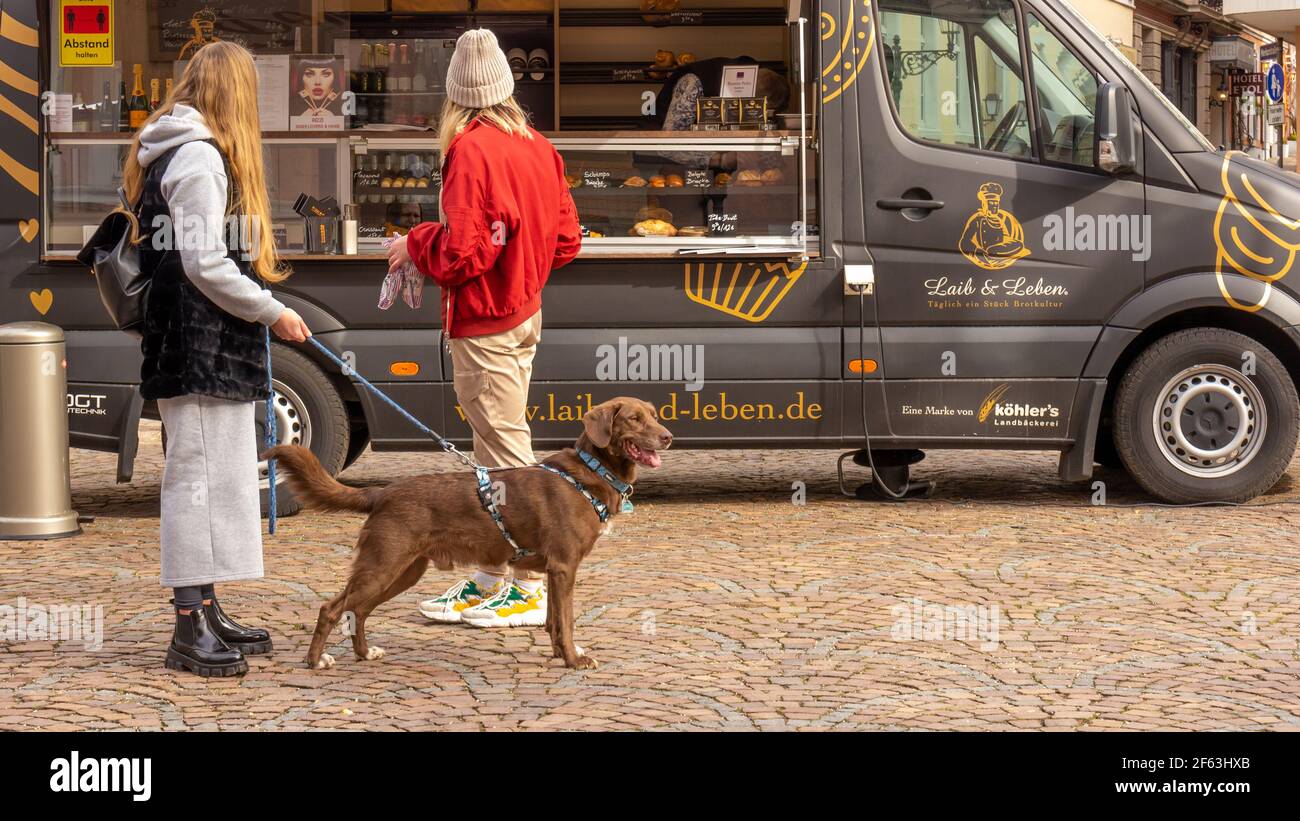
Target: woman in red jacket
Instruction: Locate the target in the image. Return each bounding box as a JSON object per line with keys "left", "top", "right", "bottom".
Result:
{"left": 387, "top": 28, "right": 581, "bottom": 629}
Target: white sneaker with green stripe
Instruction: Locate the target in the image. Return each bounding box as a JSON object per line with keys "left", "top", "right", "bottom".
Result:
{"left": 460, "top": 581, "right": 547, "bottom": 628}
{"left": 418, "top": 578, "right": 503, "bottom": 623}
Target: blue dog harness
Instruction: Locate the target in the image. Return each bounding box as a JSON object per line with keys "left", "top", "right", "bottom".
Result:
{"left": 475, "top": 449, "right": 634, "bottom": 564}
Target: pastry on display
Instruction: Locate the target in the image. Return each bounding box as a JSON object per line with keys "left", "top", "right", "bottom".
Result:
{"left": 636, "top": 205, "right": 674, "bottom": 223}
{"left": 677, "top": 226, "right": 709, "bottom": 237}
{"left": 641, "top": 0, "right": 680, "bottom": 24}
{"left": 676, "top": 52, "right": 695, "bottom": 67}
{"left": 666, "top": 174, "right": 685, "bottom": 188}
{"left": 714, "top": 172, "right": 733, "bottom": 187}
{"left": 565, "top": 172, "right": 582, "bottom": 189}
{"left": 648, "top": 49, "right": 676, "bottom": 79}
{"left": 649, "top": 175, "right": 667, "bottom": 188}
{"left": 622, "top": 175, "right": 648, "bottom": 187}
{"left": 760, "top": 168, "right": 784, "bottom": 184}
{"left": 736, "top": 169, "right": 763, "bottom": 187}
{"left": 631, "top": 219, "right": 678, "bottom": 237}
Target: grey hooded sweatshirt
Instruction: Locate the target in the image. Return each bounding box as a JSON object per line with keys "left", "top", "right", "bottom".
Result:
{"left": 136, "top": 104, "right": 285, "bottom": 326}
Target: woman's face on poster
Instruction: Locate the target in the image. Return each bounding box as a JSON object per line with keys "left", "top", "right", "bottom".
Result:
{"left": 302, "top": 66, "right": 336, "bottom": 100}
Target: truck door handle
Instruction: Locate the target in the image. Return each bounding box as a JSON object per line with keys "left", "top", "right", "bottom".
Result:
{"left": 877, "top": 198, "right": 945, "bottom": 212}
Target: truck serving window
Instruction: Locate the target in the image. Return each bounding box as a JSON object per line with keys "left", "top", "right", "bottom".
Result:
{"left": 878, "top": 1, "right": 1031, "bottom": 160}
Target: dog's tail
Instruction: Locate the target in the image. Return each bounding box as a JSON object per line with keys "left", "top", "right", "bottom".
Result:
{"left": 261, "top": 445, "right": 378, "bottom": 514}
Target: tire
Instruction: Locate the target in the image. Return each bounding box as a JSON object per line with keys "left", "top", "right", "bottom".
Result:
{"left": 1113, "top": 328, "right": 1299, "bottom": 503}
{"left": 257, "top": 345, "right": 350, "bottom": 518}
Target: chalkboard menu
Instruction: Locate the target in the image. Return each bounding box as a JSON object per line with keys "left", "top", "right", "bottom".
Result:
{"left": 149, "top": 1, "right": 311, "bottom": 60}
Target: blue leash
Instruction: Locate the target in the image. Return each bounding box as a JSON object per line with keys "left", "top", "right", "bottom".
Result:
{"left": 265, "top": 328, "right": 277, "bottom": 535}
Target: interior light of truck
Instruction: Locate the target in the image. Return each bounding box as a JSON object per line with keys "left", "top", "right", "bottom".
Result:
{"left": 848, "top": 359, "right": 878, "bottom": 374}
{"left": 389, "top": 362, "right": 419, "bottom": 376}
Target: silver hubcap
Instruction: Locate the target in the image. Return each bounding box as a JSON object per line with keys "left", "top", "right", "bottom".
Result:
{"left": 258, "top": 380, "right": 311, "bottom": 486}
{"left": 1151, "top": 364, "right": 1266, "bottom": 479}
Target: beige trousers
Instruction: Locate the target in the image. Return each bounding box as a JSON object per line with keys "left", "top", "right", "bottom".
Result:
{"left": 449, "top": 309, "right": 544, "bottom": 580}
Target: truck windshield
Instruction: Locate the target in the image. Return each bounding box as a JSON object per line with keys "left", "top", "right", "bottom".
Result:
{"left": 1052, "top": 0, "right": 1215, "bottom": 152}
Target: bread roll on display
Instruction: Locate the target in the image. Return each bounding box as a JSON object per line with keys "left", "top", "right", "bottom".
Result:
{"left": 631, "top": 219, "right": 678, "bottom": 237}
{"left": 714, "top": 172, "right": 733, "bottom": 187}
{"left": 736, "top": 169, "right": 763, "bottom": 187}
{"left": 677, "top": 226, "right": 709, "bottom": 237}
{"left": 565, "top": 173, "right": 582, "bottom": 189}
{"left": 636, "top": 206, "right": 674, "bottom": 223}
{"left": 649, "top": 175, "right": 667, "bottom": 188}
{"left": 666, "top": 174, "right": 685, "bottom": 188}
{"left": 622, "top": 176, "right": 648, "bottom": 188}
{"left": 760, "top": 168, "right": 783, "bottom": 184}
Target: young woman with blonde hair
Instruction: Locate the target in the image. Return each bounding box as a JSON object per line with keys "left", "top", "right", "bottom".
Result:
{"left": 123, "top": 40, "right": 311, "bottom": 676}
{"left": 388, "top": 29, "right": 582, "bottom": 629}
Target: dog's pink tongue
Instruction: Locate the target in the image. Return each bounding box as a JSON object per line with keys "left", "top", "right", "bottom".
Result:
{"left": 642, "top": 450, "right": 662, "bottom": 468}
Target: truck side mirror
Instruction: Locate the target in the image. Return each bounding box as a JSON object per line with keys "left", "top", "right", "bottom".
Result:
{"left": 1096, "top": 82, "right": 1137, "bottom": 175}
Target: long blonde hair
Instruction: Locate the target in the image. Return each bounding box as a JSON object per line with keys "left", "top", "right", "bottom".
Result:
{"left": 119, "top": 41, "right": 289, "bottom": 283}
{"left": 437, "top": 95, "right": 533, "bottom": 157}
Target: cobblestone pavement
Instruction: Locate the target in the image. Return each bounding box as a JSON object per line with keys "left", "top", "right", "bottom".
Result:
{"left": 3, "top": 422, "right": 1300, "bottom": 731}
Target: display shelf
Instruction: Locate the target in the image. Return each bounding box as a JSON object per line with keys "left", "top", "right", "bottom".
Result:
{"left": 557, "top": 8, "right": 787, "bottom": 27}
{"left": 560, "top": 60, "right": 786, "bottom": 84}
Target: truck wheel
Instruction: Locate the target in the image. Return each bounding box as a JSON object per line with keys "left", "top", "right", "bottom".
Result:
{"left": 258, "top": 345, "right": 351, "bottom": 518}
{"left": 1113, "top": 328, "right": 1299, "bottom": 503}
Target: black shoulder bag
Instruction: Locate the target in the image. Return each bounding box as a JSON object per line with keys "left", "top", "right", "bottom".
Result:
{"left": 76, "top": 187, "right": 150, "bottom": 338}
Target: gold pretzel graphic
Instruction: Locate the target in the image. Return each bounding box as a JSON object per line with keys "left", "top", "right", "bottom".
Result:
{"left": 1214, "top": 151, "right": 1300, "bottom": 312}
{"left": 684, "top": 261, "right": 808, "bottom": 322}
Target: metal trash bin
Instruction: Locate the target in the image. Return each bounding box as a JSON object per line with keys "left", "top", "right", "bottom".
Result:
{"left": 0, "top": 322, "right": 80, "bottom": 540}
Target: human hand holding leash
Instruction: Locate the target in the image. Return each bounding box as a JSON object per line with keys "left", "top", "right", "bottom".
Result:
{"left": 272, "top": 307, "right": 312, "bottom": 343}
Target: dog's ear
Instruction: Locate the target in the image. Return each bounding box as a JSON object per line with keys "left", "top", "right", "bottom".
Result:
{"left": 582, "top": 402, "right": 618, "bottom": 449}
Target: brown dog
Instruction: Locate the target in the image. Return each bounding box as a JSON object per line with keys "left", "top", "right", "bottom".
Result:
{"left": 262, "top": 396, "right": 671, "bottom": 670}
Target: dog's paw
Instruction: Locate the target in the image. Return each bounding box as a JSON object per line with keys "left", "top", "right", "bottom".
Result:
{"left": 312, "top": 653, "right": 335, "bottom": 670}
{"left": 566, "top": 654, "right": 598, "bottom": 670}
{"left": 576, "top": 645, "right": 587, "bottom": 656}
{"left": 364, "top": 647, "right": 385, "bottom": 661}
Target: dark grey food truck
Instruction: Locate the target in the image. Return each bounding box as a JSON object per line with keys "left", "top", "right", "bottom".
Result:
{"left": 5, "top": 0, "right": 1300, "bottom": 509}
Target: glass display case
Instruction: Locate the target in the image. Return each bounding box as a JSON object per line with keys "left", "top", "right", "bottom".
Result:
{"left": 553, "top": 133, "right": 814, "bottom": 255}
{"left": 347, "top": 139, "right": 441, "bottom": 246}
{"left": 45, "top": 137, "right": 343, "bottom": 256}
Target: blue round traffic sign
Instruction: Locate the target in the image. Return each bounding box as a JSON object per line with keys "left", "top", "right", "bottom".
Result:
{"left": 1267, "top": 63, "right": 1285, "bottom": 104}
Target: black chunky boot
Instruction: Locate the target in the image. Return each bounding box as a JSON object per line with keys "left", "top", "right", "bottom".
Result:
{"left": 205, "top": 596, "right": 273, "bottom": 655}
{"left": 165, "top": 607, "right": 248, "bottom": 677}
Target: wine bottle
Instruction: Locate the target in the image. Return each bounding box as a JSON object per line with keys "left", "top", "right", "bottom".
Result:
{"left": 128, "top": 64, "right": 148, "bottom": 129}
{"left": 412, "top": 41, "right": 428, "bottom": 93}
{"left": 356, "top": 44, "right": 373, "bottom": 125}
{"left": 165, "top": 78, "right": 174, "bottom": 101}
{"left": 98, "top": 80, "right": 115, "bottom": 131}
{"left": 377, "top": 43, "right": 391, "bottom": 123}
{"left": 149, "top": 78, "right": 161, "bottom": 113}
{"left": 119, "top": 80, "right": 129, "bottom": 130}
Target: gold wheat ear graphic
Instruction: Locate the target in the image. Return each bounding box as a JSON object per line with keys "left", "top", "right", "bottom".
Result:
{"left": 978, "top": 384, "right": 1011, "bottom": 423}
{"left": 684, "top": 261, "right": 809, "bottom": 323}
{"left": 1215, "top": 151, "right": 1300, "bottom": 312}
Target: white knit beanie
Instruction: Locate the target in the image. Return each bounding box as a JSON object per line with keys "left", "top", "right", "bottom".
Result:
{"left": 445, "top": 29, "right": 515, "bottom": 109}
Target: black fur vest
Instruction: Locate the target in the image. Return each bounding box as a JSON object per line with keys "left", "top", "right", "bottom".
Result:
{"left": 138, "top": 140, "right": 270, "bottom": 403}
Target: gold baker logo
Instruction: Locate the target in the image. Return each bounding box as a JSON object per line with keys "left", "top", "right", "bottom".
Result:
{"left": 960, "top": 182, "right": 1031, "bottom": 271}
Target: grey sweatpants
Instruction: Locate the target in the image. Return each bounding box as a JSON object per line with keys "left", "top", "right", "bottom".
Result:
{"left": 157, "top": 395, "right": 264, "bottom": 587}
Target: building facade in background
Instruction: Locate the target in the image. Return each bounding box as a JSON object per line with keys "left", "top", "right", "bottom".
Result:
{"left": 1071, "top": 0, "right": 1293, "bottom": 154}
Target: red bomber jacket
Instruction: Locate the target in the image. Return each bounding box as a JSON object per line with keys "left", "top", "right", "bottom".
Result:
{"left": 406, "top": 119, "right": 582, "bottom": 338}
